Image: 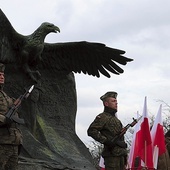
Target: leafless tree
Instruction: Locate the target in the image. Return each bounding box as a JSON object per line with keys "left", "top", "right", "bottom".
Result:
{"left": 87, "top": 140, "right": 103, "bottom": 170}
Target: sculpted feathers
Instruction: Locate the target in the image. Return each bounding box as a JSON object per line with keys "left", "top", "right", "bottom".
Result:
{"left": 0, "top": 9, "right": 133, "bottom": 82}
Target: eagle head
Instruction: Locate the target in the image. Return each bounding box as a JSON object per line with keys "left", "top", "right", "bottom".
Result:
{"left": 37, "top": 22, "right": 60, "bottom": 36}
{"left": 40, "top": 22, "right": 60, "bottom": 34}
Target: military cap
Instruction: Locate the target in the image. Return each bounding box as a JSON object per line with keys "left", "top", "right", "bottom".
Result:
{"left": 100, "top": 91, "right": 117, "bottom": 101}
{"left": 0, "top": 63, "right": 5, "bottom": 72}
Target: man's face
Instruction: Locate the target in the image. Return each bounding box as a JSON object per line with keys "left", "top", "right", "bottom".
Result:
{"left": 104, "top": 97, "right": 118, "bottom": 110}
{"left": 0, "top": 72, "right": 4, "bottom": 84}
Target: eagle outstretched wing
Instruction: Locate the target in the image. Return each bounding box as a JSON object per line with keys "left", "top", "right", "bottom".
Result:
{"left": 0, "top": 9, "right": 26, "bottom": 64}
{"left": 41, "top": 41, "right": 133, "bottom": 78}
{"left": 0, "top": 8, "right": 133, "bottom": 81}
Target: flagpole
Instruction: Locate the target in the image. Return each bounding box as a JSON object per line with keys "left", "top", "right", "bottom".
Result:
{"left": 153, "top": 145, "right": 159, "bottom": 168}
{"left": 145, "top": 140, "right": 147, "bottom": 168}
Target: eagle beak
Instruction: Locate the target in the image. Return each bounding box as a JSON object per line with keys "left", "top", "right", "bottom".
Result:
{"left": 55, "top": 26, "right": 60, "bottom": 33}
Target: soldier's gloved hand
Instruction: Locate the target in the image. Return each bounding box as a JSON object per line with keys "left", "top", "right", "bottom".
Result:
{"left": 5, "top": 117, "right": 13, "bottom": 125}
{"left": 104, "top": 139, "right": 116, "bottom": 147}
{"left": 116, "top": 140, "right": 127, "bottom": 148}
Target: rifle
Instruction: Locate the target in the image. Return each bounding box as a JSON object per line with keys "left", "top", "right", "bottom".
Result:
{"left": 5, "top": 85, "right": 34, "bottom": 124}
{"left": 109, "top": 116, "right": 142, "bottom": 147}
{"left": 119, "top": 116, "right": 142, "bottom": 137}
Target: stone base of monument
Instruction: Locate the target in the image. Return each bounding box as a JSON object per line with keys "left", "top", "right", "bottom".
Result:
{"left": 18, "top": 156, "right": 96, "bottom": 170}
{"left": 19, "top": 157, "right": 67, "bottom": 170}
{"left": 5, "top": 67, "right": 96, "bottom": 170}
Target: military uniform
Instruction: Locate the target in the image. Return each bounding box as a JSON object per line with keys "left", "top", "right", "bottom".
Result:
{"left": 87, "top": 92, "right": 127, "bottom": 170}
{"left": 157, "top": 136, "right": 170, "bottom": 170}
{"left": 0, "top": 63, "right": 22, "bottom": 170}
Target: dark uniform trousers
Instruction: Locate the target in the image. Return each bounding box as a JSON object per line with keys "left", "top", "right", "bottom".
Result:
{"left": 104, "top": 156, "right": 125, "bottom": 170}
{"left": 0, "top": 145, "right": 19, "bottom": 170}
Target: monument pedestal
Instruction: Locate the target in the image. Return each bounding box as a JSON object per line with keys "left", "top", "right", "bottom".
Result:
{"left": 5, "top": 66, "right": 96, "bottom": 170}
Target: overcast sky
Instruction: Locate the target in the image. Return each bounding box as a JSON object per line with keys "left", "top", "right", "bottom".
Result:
{"left": 1, "top": 0, "right": 170, "bottom": 145}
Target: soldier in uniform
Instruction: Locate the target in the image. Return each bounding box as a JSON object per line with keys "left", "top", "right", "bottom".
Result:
{"left": 0, "top": 63, "right": 22, "bottom": 170}
{"left": 87, "top": 91, "right": 127, "bottom": 170}
{"left": 157, "top": 130, "right": 170, "bottom": 170}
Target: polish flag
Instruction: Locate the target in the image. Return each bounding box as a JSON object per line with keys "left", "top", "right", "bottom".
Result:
{"left": 150, "top": 104, "right": 166, "bottom": 169}
{"left": 127, "top": 112, "right": 141, "bottom": 169}
{"left": 129, "top": 97, "right": 154, "bottom": 169}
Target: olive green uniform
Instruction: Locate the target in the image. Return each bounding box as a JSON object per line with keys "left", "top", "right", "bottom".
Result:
{"left": 87, "top": 107, "right": 127, "bottom": 170}
{"left": 0, "top": 90, "right": 22, "bottom": 170}
{"left": 157, "top": 136, "right": 170, "bottom": 170}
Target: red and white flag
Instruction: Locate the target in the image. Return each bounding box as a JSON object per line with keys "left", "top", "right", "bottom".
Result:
{"left": 127, "top": 112, "right": 141, "bottom": 169}
{"left": 150, "top": 104, "right": 166, "bottom": 169}
{"left": 129, "top": 97, "right": 154, "bottom": 169}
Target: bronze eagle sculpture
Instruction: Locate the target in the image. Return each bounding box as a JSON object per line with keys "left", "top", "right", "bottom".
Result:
{"left": 0, "top": 9, "right": 133, "bottom": 82}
